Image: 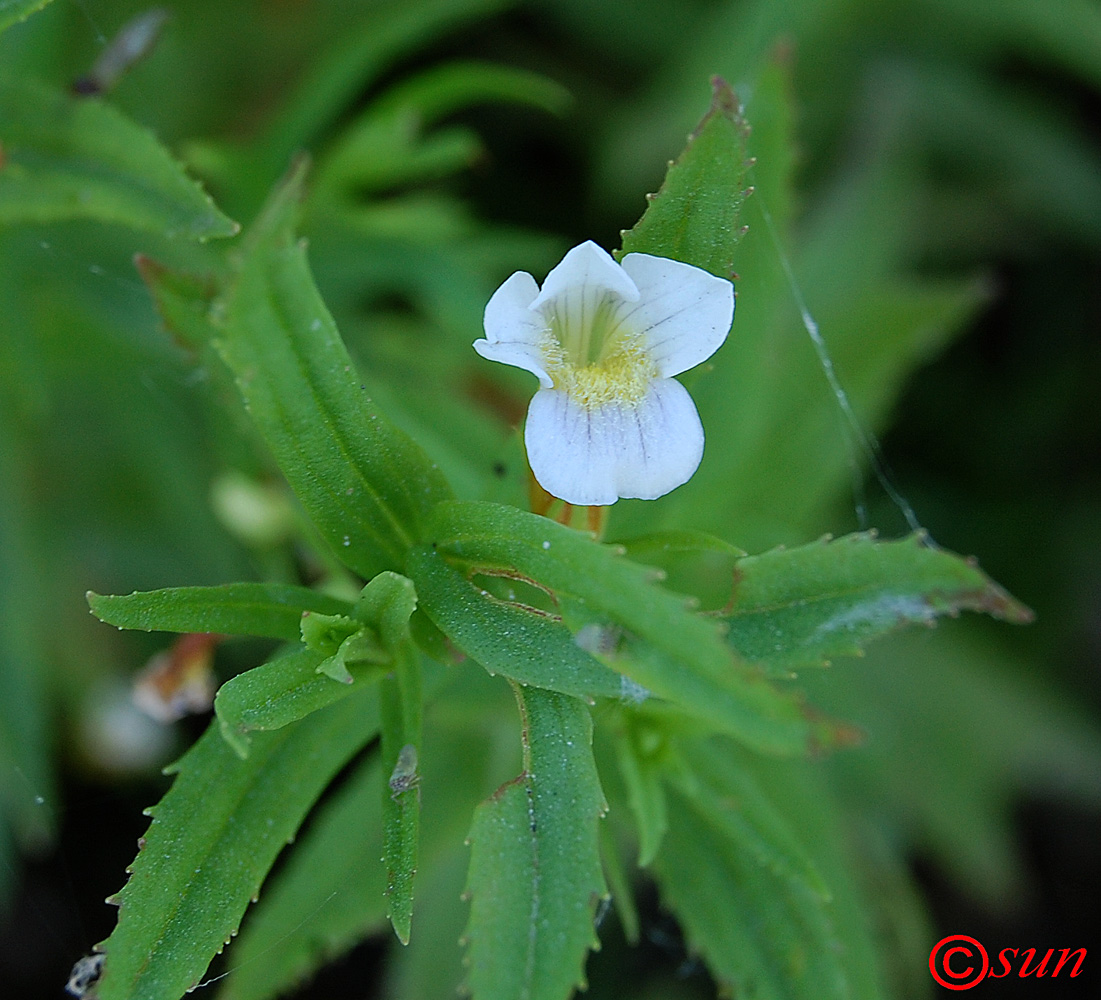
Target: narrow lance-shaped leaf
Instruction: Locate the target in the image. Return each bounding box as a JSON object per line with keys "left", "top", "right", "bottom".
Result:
{"left": 0, "top": 76, "right": 237, "bottom": 238}
{"left": 217, "top": 754, "right": 387, "bottom": 1000}
{"left": 719, "top": 532, "right": 1033, "bottom": 670}
{"left": 614, "top": 718, "right": 668, "bottom": 868}
{"left": 463, "top": 686, "right": 607, "bottom": 1000}
{"left": 216, "top": 159, "right": 452, "bottom": 580}
{"left": 87, "top": 583, "right": 353, "bottom": 640}
{"left": 358, "top": 572, "right": 422, "bottom": 944}
{"left": 598, "top": 821, "right": 639, "bottom": 946}
{"left": 617, "top": 75, "right": 750, "bottom": 279}
{"left": 656, "top": 785, "right": 851, "bottom": 1000}
{"left": 316, "top": 61, "right": 570, "bottom": 195}
{"left": 93, "top": 686, "right": 380, "bottom": 1000}
{"left": 655, "top": 741, "right": 889, "bottom": 1000}
{"left": 668, "top": 738, "right": 829, "bottom": 900}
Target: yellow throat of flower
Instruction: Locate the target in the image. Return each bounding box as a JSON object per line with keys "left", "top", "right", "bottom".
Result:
{"left": 540, "top": 294, "right": 656, "bottom": 408}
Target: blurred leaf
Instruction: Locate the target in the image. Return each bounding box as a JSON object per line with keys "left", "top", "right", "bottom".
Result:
{"left": 669, "top": 739, "right": 829, "bottom": 900}
{"left": 804, "top": 624, "right": 1101, "bottom": 909}
{"left": 0, "top": 0, "right": 54, "bottom": 34}
{"left": 619, "top": 75, "right": 749, "bottom": 279}
{"left": 216, "top": 159, "right": 452, "bottom": 580}
{"left": 217, "top": 754, "right": 387, "bottom": 1000}
{"left": 613, "top": 721, "right": 667, "bottom": 867}
{"left": 214, "top": 647, "right": 382, "bottom": 758}
{"left": 423, "top": 501, "right": 833, "bottom": 756}
{"left": 259, "top": 0, "right": 514, "bottom": 167}
{"left": 656, "top": 742, "right": 890, "bottom": 1000}
{"left": 134, "top": 255, "right": 219, "bottom": 351}
{"left": 598, "top": 820, "right": 639, "bottom": 945}
{"left": 719, "top": 532, "right": 1032, "bottom": 670}
{"left": 94, "top": 684, "right": 380, "bottom": 1000}
{"left": 316, "top": 60, "right": 570, "bottom": 195}
{"left": 463, "top": 687, "right": 607, "bottom": 1000}
{"left": 656, "top": 785, "right": 848, "bottom": 1000}
{"left": 0, "top": 76, "right": 237, "bottom": 238}
{"left": 88, "top": 583, "right": 353, "bottom": 640}
{"left": 0, "top": 418, "right": 53, "bottom": 862}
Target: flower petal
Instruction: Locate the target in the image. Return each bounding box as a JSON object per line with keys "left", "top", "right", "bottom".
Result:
{"left": 529, "top": 241, "right": 639, "bottom": 314}
{"left": 618, "top": 253, "right": 734, "bottom": 377}
{"left": 525, "top": 378, "right": 704, "bottom": 506}
{"left": 474, "top": 270, "right": 552, "bottom": 386}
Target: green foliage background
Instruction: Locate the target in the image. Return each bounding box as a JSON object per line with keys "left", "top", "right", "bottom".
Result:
{"left": 1, "top": 1, "right": 1099, "bottom": 998}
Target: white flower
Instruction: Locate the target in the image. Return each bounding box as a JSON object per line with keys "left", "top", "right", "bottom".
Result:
{"left": 473, "top": 241, "right": 734, "bottom": 506}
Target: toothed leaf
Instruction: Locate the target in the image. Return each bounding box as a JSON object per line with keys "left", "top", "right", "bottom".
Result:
{"left": 419, "top": 500, "right": 833, "bottom": 755}
{"left": 463, "top": 688, "right": 607, "bottom": 1000}
{"left": 720, "top": 532, "right": 1032, "bottom": 669}
{"left": 93, "top": 686, "right": 379, "bottom": 1000}
{"left": 0, "top": 75, "right": 236, "bottom": 238}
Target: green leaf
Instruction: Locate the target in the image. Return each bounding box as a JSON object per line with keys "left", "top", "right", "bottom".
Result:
{"left": 613, "top": 720, "right": 667, "bottom": 867}
{"left": 0, "top": 76, "right": 237, "bottom": 238}
{"left": 364, "top": 572, "right": 423, "bottom": 944}
{"left": 219, "top": 659, "right": 468, "bottom": 1000}
{"left": 213, "top": 646, "right": 382, "bottom": 758}
{"left": 216, "top": 159, "right": 452, "bottom": 580}
{"left": 407, "top": 543, "right": 626, "bottom": 700}
{"left": 0, "top": 417, "right": 53, "bottom": 857}
{"left": 656, "top": 785, "right": 852, "bottom": 1000}
{"left": 655, "top": 734, "right": 892, "bottom": 1000}
{"left": 134, "top": 255, "right": 219, "bottom": 352}
{"left": 720, "top": 532, "right": 1033, "bottom": 670}
{"left": 618, "top": 75, "right": 749, "bottom": 279}
{"left": 0, "top": 0, "right": 55, "bottom": 34}
{"left": 597, "top": 821, "right": 639, "bottom": 945}
{"left": 463, "top": 686, "right": 607, "bottom": 1000}
{"left": 87, "top": 583, "right": 353, "bottom": 640}
{"left": 315, "top": 60, "right": 570, "bottom": 195}
{"left": 258, "top": 0, "right": 513, "bottom": 170}
{"left": 94, "top": 685, "right": 380, "bottom": 1000}
{"left": 423, "top": 501, "right": 831, "bottom": 756}
{"left": 217, "top": 754, "right": 387, "bottom": 1000}
{"left": 669, "top": 739, "right": 829, "bottom": 900}
{"left": 802, "top": 623, "right": 1101, "bottom": 910}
